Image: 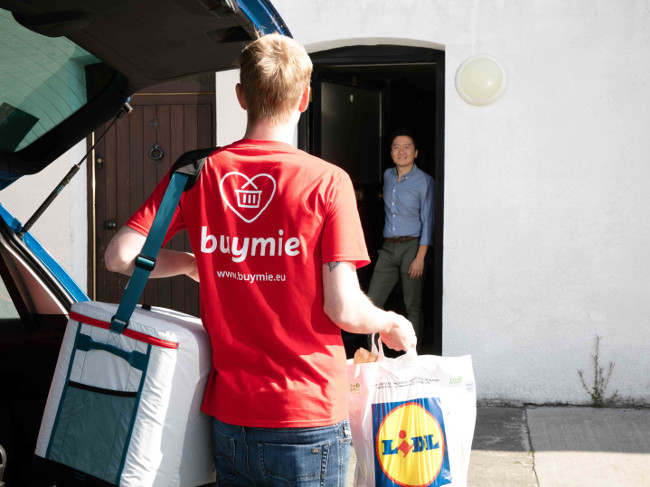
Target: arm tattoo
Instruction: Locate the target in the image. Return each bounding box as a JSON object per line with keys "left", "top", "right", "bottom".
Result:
{"left": 327, "top": 261, "right": 341, "bottom": 272}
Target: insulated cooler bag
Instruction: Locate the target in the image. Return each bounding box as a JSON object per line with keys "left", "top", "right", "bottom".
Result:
{"left": 34, "top": 149, "right": 216, "bottom": 486}
{"left": 34, "top": 302, "right": 214, "bottom": 486}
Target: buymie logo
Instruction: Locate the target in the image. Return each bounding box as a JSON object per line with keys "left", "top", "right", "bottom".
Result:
{"left": 219, "top": 171, "right": 276, "bottom": 223}
{"left": 373, "top": 398, "right": 451, "bottom": 487}
{"left": 202, "top": 171, "right": 301, "bottom": 262}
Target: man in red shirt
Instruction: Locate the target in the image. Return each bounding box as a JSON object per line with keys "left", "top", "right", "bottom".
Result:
{"left": 105, "top": 33, "right": 415, "bottom": 485}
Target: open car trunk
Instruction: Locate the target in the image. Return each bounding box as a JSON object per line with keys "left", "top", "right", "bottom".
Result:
{"left": 0, "top": 1, "right": 290, "bottom": 484}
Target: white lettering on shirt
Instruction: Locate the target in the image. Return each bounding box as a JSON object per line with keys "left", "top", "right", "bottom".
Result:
{"left": 200, "top": 226, "right": 301, "bottom": 262}
{"left": 201, "top": 226, "right": 217, "bottom": 253}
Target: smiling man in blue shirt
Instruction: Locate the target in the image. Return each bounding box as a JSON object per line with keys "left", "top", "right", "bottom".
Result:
{"left": 367, "top": 129, "right": 434, "bottom": 348}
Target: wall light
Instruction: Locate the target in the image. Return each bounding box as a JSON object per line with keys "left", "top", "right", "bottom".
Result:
{"left": 455, "top": 55, "right": 507, "bottom": 106}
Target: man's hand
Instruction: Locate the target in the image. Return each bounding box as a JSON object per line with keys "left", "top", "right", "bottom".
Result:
{"left": 379, "top": 312, "right": 417, "bottom": 351}
{"left": 408, "top": 244, "right": 429, "bottom": 279}
{"left": 322, "top": 261, "right": 416, "bottom": 351}
{"left": 408, "top": 255, "right": 425, "bottom": 279}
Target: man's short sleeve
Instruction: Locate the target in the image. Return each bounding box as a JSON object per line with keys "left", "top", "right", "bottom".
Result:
{"left": 126, "top": 170, "right": 186, "bottom": 245}
{"left": 320, "top": 171, "right": 370, "bottom": 269}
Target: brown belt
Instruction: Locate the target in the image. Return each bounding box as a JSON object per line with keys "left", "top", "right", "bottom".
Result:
{"left": 384, "top": 236, "right": 419, "bottom": 244}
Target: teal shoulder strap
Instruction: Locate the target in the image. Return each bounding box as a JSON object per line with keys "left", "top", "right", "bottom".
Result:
{"left": 109, "top": 171, "right": 188, "bottom": 333}
{"left": 109, "top": 148, "right": 214, "bottom": 334}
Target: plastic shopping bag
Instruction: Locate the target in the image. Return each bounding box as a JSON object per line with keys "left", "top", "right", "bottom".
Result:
{"left": 347, "top": 340, "right": 476, "bottom": 487}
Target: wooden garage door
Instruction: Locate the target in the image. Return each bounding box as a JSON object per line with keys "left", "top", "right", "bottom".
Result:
{"left": 88, "top": 79, "right": 215, "bottom": 317}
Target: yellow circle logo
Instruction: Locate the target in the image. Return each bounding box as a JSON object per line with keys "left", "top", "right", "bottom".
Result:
{"left": 375, "top": 401, "right": 448, "bottom": 486}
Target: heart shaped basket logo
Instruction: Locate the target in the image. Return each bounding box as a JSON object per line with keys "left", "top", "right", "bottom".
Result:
{"left": 219, "top": 172, "right": 276, "bottom": 223}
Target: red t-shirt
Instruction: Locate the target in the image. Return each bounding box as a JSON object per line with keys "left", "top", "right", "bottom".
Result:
{"left": 126, "top": 139, "right": 370, "bottom": 427}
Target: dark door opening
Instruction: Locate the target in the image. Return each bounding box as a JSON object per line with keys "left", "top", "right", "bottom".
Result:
{"left": 298, "top": 45, "right": 445, "bottom": 356}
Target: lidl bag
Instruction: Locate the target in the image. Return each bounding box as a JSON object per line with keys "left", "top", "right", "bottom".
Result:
{"left": 347, "top": 340, "right": 476, "bottom": 487}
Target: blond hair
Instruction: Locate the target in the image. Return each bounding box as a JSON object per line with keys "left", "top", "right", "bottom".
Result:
{"left": 238, "top": 33, "right": 312, "bottom": 123}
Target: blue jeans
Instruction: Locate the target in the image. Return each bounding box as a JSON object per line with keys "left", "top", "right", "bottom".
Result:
{"left": 211, "top": 418, "right": 352, "bottom": 486}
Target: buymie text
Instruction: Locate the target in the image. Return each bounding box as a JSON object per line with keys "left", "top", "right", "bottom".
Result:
{"left": 200, "top": 226, "right": 301, "bottom": 263}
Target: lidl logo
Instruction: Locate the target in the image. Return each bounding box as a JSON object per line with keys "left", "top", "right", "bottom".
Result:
{"left": 373, "top": 398, "right": 451, "bottom": 487}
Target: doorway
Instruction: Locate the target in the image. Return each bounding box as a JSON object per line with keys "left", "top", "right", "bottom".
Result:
{"left": 299, "top": 44, "right": 445, "bottom": 355}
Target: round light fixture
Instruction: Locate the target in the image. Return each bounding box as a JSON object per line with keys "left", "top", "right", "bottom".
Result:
{"left": 455, "top": 55, "right": 507, "bottom": 106}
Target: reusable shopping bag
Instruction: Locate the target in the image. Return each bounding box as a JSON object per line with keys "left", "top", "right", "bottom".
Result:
{"left": 347, "top": 339, "right": 476, "bottom": 487}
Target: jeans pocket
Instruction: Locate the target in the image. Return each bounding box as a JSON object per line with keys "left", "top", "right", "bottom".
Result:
{"left": 340, "top": 420, "right": 352, "bottom": 445}
{"left": 212, "top": 426, "right": 237, "bottom": 485}
{"left": 260, "top": 442, "right": 330, "bottom": 485}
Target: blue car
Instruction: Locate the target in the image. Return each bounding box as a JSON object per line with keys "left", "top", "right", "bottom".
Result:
{"left": 0, "top": 1, "right": 289, "bottom": 484}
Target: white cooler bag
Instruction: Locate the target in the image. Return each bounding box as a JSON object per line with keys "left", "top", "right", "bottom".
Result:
{"left": 35, "top": 150, "right": 216, "bottom": 486}
{"left": 35, "top": 301, "right": 215, "bottom": 486}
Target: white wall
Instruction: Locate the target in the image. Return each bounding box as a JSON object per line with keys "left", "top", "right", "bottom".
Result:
{"left": 216, "top": 69, "right": 248, "bottom": 147}
{"left": 272, "top": 0, "right": 650, "bottom": 405}
{"left": 0, "top": 141, "right": 88, "bottom": 294}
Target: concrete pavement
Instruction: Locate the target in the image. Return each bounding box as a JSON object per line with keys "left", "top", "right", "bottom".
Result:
{"left": 348, "top": 406, "right": 650, "bottom": 486}
{"left": 469, "top": 406, "right": 650, "bottom": 487}
{"left": 467, "top": 407, "right": 537, "bottom": 487}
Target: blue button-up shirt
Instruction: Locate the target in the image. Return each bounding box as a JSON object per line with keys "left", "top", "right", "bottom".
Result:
{"left": 382, "top": 164, "right": 434, "bottom": 246}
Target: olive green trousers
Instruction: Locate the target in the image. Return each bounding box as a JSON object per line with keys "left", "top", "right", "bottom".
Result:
{"left": 367, "top": 239, "right": 424, "bottom": 343}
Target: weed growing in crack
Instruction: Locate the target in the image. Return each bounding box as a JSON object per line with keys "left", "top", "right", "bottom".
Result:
{"left": 578, "top": 334, "right": 618, "bottom": 407}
